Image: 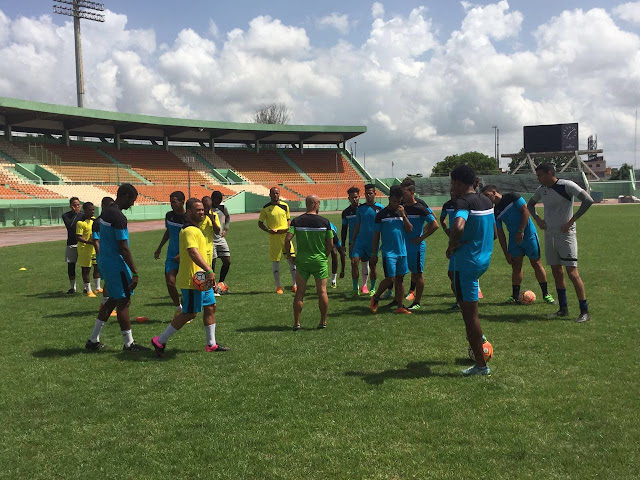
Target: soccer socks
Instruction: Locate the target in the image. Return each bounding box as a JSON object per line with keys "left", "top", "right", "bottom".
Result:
{"left": 352, "top": 278, "right": 359, "bottom": 291}
{"left": 361, "top": 263, "right": 369, "bottom": 288}
{"left": 90, "top": 319, "right": 106, "bottom": 343}
{"left": 272, "top": 262, "right": 281, "bottom": 287}
{"left": 93, "top": 278, "right": 101, "bottom": 290}
{"left": 205, "top": 323, "right": 216, "bottom": 347}
{"left": 579, "top": 299, "right": 589, "bottom": 314}
{"left": 69, "top": 278, "right": 76, "bottom": 291}
{"left": 122, "top": 329, "right": 134, "bottom": 348}
{"left": 84, "top": 282, "right": 92, "bottom": 293}
{"left": 288, "top": 261, "right": 297, "bottom": 285}
{"left": 540, "top": 282, "right": 549, "bottom": 297}
{"left": 370, "top": 278, "right": 377, "bottom": 291}
{"left": 159, "top": 325, "right": 179, "bottom": 345}
{"left": 410, "top": 281, "right": 416, "bottom": 292}
{"left": 557, "top": 288, "right": 568, "bottom": 308}
{"left": 220, "top": 264, "right": 229, "bottom": 283}
{"left": 331, "top": 273, "right": 337, "bottom": 283}
{"left": 512, "top": 285, "right": 521, "bottom": 300}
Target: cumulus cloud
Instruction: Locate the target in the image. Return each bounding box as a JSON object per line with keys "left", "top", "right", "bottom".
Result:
{"left": 613, "top": 1, "right": 640, "bottom": 25}
{"left": 0, "top": 3, "right": 638, "bottom": 177}
{"left": 317, "top": 13, "right": 350, "bottom": 35}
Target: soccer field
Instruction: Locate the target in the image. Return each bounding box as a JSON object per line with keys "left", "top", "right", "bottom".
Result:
{"left": 1, "top": 205, "right": 639, "bottom": 479}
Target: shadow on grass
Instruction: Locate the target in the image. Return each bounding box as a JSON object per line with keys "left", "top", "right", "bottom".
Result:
{"left": 24, "top": 291, "right": 68, "bottom": 299}
{"left": 454, "top": 357, "right": 475, "bottom": 366}
{"left": 483, "top": 312, "right": 548, "bottom": 323}
{"left": 32, "top": 347, "right": 86, "bottom": 358}
{"left": 236, "top": 325, "right": 292, "bottom": 333}
{"left": 43, "top": 310, "right": 99, "bottom": 319}
{"left": 143, "top": 302, "right": 175, "bottom": 307}
{"left": 345, "top": 360, "right": 457, "bottom": 385}
{"left": 115, "top": 347, "right": 195, "bottom": 362}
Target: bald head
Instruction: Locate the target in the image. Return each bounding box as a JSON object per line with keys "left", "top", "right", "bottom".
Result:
{"left": 305, "top": 195, "right": 320, "bottom": 214}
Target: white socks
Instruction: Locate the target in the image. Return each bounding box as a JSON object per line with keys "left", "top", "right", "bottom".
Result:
{"left": 93, "top": 278, "right": 101, "bottom": 290}
{"left": 90, "top": 319, "right": 106, "bottom": 343}
{"left": 84, "top": 282, "right": 92, "bottom": 293}
{"left": 70, "top": 279, "right": 76, "bottom": 291}
{"left": 205, "top": 323, "right": 216, "bottom": 346}
{"left": 331, "top": 273, "right": 337, "bottom": 283}
{"left": 289, "top": 261, "right": 297, "bottom": 285}
{"left": 122, "top": 329, "right": 134, "bottom": 347}
{"left": 272, "top": 261, "right": 281, "bottom": 287}
{"left": 159, "top": 325, "right": 178, "bottom": 345}
{"left": 361, "top": 263, "right": 370, "bottom": 288}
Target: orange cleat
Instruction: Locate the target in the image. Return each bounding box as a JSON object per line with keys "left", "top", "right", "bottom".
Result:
{"left": 276, "top": 287, "right": 284, "bottom": 294}
{"left": 395, "top": 307, "right": 412, "bottom": 315}
{"left": 478, "top": 289, "right": 484, "bottom": 299}
{"left": 291, "top": 285, "right": 297, "bottom": 293}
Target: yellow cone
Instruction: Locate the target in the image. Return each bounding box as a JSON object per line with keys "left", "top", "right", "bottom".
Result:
{"left": 19, "top": 267, "right": 27, "bottom": 271}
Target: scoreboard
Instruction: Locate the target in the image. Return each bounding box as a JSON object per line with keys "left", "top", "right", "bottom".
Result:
{"left": 523, "top": 123, "right": 578, "bottom": 153}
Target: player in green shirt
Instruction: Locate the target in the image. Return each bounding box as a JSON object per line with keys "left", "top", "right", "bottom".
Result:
{"left": 284, "top": 195, "right": 334, "bottom": 331}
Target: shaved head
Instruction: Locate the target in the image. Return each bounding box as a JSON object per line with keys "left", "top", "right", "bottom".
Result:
{"left": 305, "top": 194, "right": 320, "bottom": 213}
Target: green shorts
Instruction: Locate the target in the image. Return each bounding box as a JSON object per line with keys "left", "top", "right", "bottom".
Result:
{"left": 297, "top": 262, "right": 328, "bottom": 281}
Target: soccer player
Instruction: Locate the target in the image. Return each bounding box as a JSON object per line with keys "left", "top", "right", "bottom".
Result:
{"left": 258, "top": 187, "right": 297, "bottom": 294}
{"left": 151, "top": 198, "right": 229, "bottom": 356}
{"left": 369, "top": 185, "right": 413, "bottom": 315}
{"left": 329, "top": 220, "right": 345, "bottom": 288}
{"left": 481, "top": 185, "right": 555, "bottom": 304}
{"left": 284, "top": 195, "right": 333, "bottom": 330}
{"left": 440, "top": 190, "right": 459, "bottom": 310}
{"left": 154, "top": 191, "right": 187, "bottom": 314}
{"left": 85, "top": 183, "right": 143, "bottom": 351}
{"left": 341, "top": 186, "right": 362, "bottom": 295}
{"left": 92, "top": 196, "right": 116, "bottom": 317}
{"left": 75, "top": 202, "right": 100, "bottom": 297}
{"left": 447, "top": 165, "right": 495, "bottom": 376}
{"left": 527, "top": 163, "right": 594, "bottom": 323}
{"left": 211, "top": 190, "right": 232, "bottom": 293}
{"left": 350, "top": 184, "right": 383, "bottom": 295}
{"left": 201, "top": 196, "right": 221, "bottom": 269}
{"left": 62, "top": 196, "right": 82, "bottom": 294}
{"left": 400, "top": 178, "right": 439, "bottom": 311}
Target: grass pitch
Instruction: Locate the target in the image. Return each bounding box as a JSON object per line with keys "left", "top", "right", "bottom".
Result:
{"left": 1, "top": 206, "right": 639, "bottom": 479}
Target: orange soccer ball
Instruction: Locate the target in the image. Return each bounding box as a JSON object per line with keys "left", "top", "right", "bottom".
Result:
{"left": 519, "top": 290, "right": 536, "bottom": 305}
{"left": 468, "top": 340, "right": 493, "bottom": 363}
{"left": 192, "top": 271, "right": 210, "bottom": 291}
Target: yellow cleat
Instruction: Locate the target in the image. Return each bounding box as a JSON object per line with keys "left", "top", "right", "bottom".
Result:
{"left": 87, "top": 291, "right": 97, "bottom": 298}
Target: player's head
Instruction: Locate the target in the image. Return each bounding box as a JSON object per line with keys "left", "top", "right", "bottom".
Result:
{"left": 185, "top": 197, "right": 204, "bottom": 224}
{"left": 211, "top": 190, "right": 223, "bottom": 206}
{"left": 269, "top": 187, "right": 280, "bottom": 203}
{"left": 169, "top": 190, "right": 185, "bottom": 212}
{"left": 449, "top": 186, "right": 456, "bottom": 200}
{"left": 116, "top": 183, "right": 138, "bottom": 210}
{"left": 69, "top": 197, "right": 81, "bottom": 213}
{"left": 347, "top": 186, "right": 360, "bottom": 207}
{"left": 473, "top": 176, "right": 480, "bottom": 192}
{"left": 400, "top": 177, "right": 416, "bottom": 204}
{"left": 202, "top": 195, "right": 212, "bottom": 212}
{"left": 450, "top": 165, "right": 476, "bottom": 197}
{"left": 305, "top": 194, "right": 320, "bottom": 214}
{"left": 101, "top": 196, "right": 114, "bottom": 209}
{"left": 388, "top": 185, "right": 403, "bottom": 210}
{"left": 535, "top": 162, "right": 557, "bottom": 186}
{"left": 364, "top": 184, "right": 376, "bottom": 204}
{"left": 481, "top": 184, "right": 501, "bottom": 204}
{"left": 82, "top": 201, "right": 94, "bottom": 218}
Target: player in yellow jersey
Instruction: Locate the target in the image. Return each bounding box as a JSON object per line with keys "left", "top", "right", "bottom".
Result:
{"left": 201, "top": 196, "right": 221, "bottom": 268}
{"left": 151, "top": 198, "right": 230, "bottom": 356}
{"left": 75, "top": 202, "right": 101, "bottom": 297}
{"left": 258, "top": 186, "right": 297, "bottom": 294}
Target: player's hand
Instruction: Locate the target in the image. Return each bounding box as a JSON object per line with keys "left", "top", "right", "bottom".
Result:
{"left": 153, "top": 249, "right": 160, "bottom": 260}
{"left": 268, "top": 229, "right": 276, "bottom": 235}
{"left": 505, "top": 252, "right": 513, "bottom": 265}
{"left": 206, "top": 271, "right": 215, "bottom": 289}
{"left": 397, "top": 205, "right": 405, "bottom": 216}
{"left": 561, "top": 219, "right": 574, "bottom": 233}
{"left": 129, "top": 275, "right": 139, "bottom": 291}
{"left": 411, "top": 237, "right": 422, "bottom": 245}
{"left": 222, "top": 229, "right": 228, "bottom": 237}
{"left": 515, "top": 232, "right": 524, "bottom": 244}
{"left": 535, "top": 218, "right": 546, "bottom": 230}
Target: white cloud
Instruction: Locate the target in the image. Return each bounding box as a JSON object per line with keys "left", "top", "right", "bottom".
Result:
{"left": 209, "top": 19, "right": 219, "bottom": 38}
{"left": 372, "top": 2, "right": 385, "bottom": 19}
{"left": 613, "top": 1, "right": 640, "bottom": 25}
{"left": 317, "top": 13, "right": 350, "bottom": 35}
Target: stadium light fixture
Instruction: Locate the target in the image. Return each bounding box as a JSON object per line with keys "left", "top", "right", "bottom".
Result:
{"left": 53, "top": 0, "right": 106, "bottom": 109}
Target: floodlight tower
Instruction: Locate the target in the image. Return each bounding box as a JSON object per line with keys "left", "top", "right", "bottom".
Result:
{"left": 53, "top": 0, "right": 105, "bottom": 108}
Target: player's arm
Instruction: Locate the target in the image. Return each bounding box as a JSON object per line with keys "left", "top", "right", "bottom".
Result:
{"left": 284, "top": 232, "right": 294, "bottom": 257}
{"left": 527, "top": 191, "right": 546, "bottom": 230}
{"left": 440, "top": 214, "right": 450, "bottom": 238}
{"left": 221, "top": 206, "right": 230, "bottom": 236}
{"left": 447, "top": 216, "right": 466, "bottom": 259}
{"left": 210, "top": 212, "right": 221, "bottom": 235}
{"left": 417, "top": 213, "right": 439, "bottom": 243}
{"left": 154, "top": 229, "right": 170, "bottom": 259}
{"left": 340, "top": 222, "right": 348, "bottom": 253}
{"left": 187, "top": 247, "right": 214, "bottom": 284}
{"left": 93, "top": 239, "right": 100, "bottom": 257}
{"left": 397, "top": 205, "right": 413, "bottom": 233}
{"left": 496, "top": 224, "right": 511, "bottom": 263}
{"left": 563, "top": 190, "right": 594, "bottom": 232}
{"left": 76, "top": 233, "right": 92, "bottom": 245}
{"left": 325, "top": 233, "right": 333, "bottom": 257}
{"left": 118, "top": 239, "right": 139, "bottom": 289}
{"left": 258, "top": 220, "right": 272, "bottom": 233}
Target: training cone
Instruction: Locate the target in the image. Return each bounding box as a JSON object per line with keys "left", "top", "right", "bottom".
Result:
{"left": 19, "top": 267, "right": 27, "bottom": 271}
{"left": 135, "top": 316, "right": 148, "bottom": 323}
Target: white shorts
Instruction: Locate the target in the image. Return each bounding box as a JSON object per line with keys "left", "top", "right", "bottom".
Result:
{"left": 214, "top": 238, "right": 230, "bottom": 257}
{"left": 545, "top": 232, "right": 578, "bottom": 267}
{"left": 65, "top": 245, "right": 78, "bottom": 263}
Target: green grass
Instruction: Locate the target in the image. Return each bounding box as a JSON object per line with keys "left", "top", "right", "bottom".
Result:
{"left": 1, "top": 206, "right": 639, "bottom": 479}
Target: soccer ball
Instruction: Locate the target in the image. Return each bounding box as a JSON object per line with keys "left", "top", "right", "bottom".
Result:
{"left": 519, "top": 290, "right": 536, "bottom": 305}
{"left": 192, "top": 270, "right": 210, "bottom": 291}
{"left": 468, "top": 340, "right": 493, "bottom": 363}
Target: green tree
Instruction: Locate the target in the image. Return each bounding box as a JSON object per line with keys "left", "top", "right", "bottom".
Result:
{"left": 610, "top": 163, "right": 632, "bottom": 180}
{"left": 431, "top": 151, "right": 498, "bottom": 176}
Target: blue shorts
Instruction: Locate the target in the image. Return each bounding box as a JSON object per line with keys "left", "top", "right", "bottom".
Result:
{"left": 448, "top": 257, "right": 454, "bottom": 272}
{"left": 101, "top": 267, "right": 134, "bottom": 300}
{"left": 181, "top": 288, "right": 216, "bottom": 314}
{"left": 508, "top": 234, "right": 541, "bottom": 260}
{"left": 333, "top": 236, "right": 342, "bottom": 249}
{"left": 407, "top": 244, "right": 426, "bottom": 274}
{"left": 382, "top": 255, "right": 408, "bottom": 278}
{"left": 351, "top": 238, "right": 374, "bottom": 261}
{"left": 453, "top": 269, "right": 487, "bottom": 303}
{"left": 165, "top": 257, "right": 179, "bottom": 274}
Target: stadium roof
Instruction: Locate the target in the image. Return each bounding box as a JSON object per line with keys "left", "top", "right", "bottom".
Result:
{"left": 0, "top": 97, "right": 366, "bottom": 146}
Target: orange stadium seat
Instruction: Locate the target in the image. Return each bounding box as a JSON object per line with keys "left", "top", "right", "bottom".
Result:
{"left": 215, "top": 149, "right": 308, "bottom": 187}
{"left": 132, "top": 185, "right": 235, "bottom": 204}
{"left": 283, "top": 183, "right": 384, "bottom": 200}
{"left": 0, "top": 185, "right": 31, "bottom": 200}
{"left": 284, "top": 150, "right": 364, "bottom": 183}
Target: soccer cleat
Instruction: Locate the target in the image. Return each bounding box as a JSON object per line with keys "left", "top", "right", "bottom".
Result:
{"left": 218, "top": 282, "right": 229, "bottom": 293}
{"left": 122, "top": 342, "right": 145, "bottom": 352}
{"left": 575, "top": 312, "right": 591, "bottom": 323}
{"left": 85, "top": 339, "right": 105, "bottom": 351}
{"left": 151, "top": 336, "right": 166, "bottom": 357}
{"left": 292, "top": 324, "right": 301, "bottom": 331}
{"left": 478, "top": 289, "right": 484, "bottom": 299}
{"left": 87, "top": 291, "right": 97, "bottom": 298}
{"left": 369, "top": 289, "right": 376, "bottom": 297}
{"left": 361, "top": 285, "right": 370, "bottom": 295}
{"left": 330, "top": 281, "right": 337, "bottom": 289}
{"left": 547, "top": 308, "right": 569, "bottom": 319}
{"left": 380, "top": 289, "right": 393, "bottom": 300}
{"left": 543, "top": 294, "right": 556, "bottom": 304}
{"left": 205, "top": 344, "right": 230, "bottom": 352}
{"left": 66, "top": 288, "right": 76, "bottom": 294}
{"left": 395, "top": 307, "right": 412, "bottom": 315}
{"left": 291, "top": 285, "right": 298, "bottom": 293}
{"left": 276, "top": 287, "right": 284, "bottom": 295}
{"left": 461, "top": 364, "right": 492, "bottom": 376}
{"left": 504, "top": 296, "right": 519, "bottom": 305}
{"left": 317, "top": 323, "right": 327, "bottom": 329}
{"left": 94, "top": 288, "right": 103, "bottom": 293}
{"left": 405, "top": 291, "right": 415, "bottom": 302}
{"left": 369, "top": 296, "right": 379, "bottom": 314}
{"left": 449, "top": 302, "right": 460, "bottom": 311}
{"left": 408, "top": 302, "right": 421, "bottom": 311}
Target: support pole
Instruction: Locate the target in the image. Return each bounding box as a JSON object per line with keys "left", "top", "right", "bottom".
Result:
{"left": 4, "top": 124, "right": 12, "bottom": 141}
{"left": 73, "top": 3, "right": 85, "bottom": 109}
{"left": 163, "top": 135, "right": 169, "bottom": 152}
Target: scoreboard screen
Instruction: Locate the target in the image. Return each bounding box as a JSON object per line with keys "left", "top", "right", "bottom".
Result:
{"left": 523, "top": 123, "right": 578, "bottom": 153}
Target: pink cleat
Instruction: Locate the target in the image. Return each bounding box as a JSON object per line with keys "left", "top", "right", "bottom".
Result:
{"left": 205, "top": 344, "right": 230, "bottom": 352}
{"left": 361, "top": 285, "right": 370, "bottom": 295}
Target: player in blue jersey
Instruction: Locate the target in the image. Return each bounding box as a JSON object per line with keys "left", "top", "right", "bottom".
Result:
{"left": 154, "top": 191, "right": 187, "bottom": 314}
{"left": 92, "top": 196, "right": 116, "bottom": 318}
{"left": 341, "top": 186, "right": 362, "bottom": 295}
{"left": 399, "top": 178, "right": 439, "bottom": 311}
{"left": 328, "top": 221, "right": 345, "bottom": 288}
{"left": 86, "top": 184, "right": 144, "bottom": 352}
{"left": 447, "top": 166, "right": 495, "bottom": 376}
{"left": 350, "top": 184, "right": 383, "bottom": 296}
{"left": 440, "top": 191, "right": 460, "bottom": 310}
{"left": 482, "top": 185, "right": 555, "bottom": 305}
{"left": 369, "top": 185, "right": 413, "bottom": 315}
